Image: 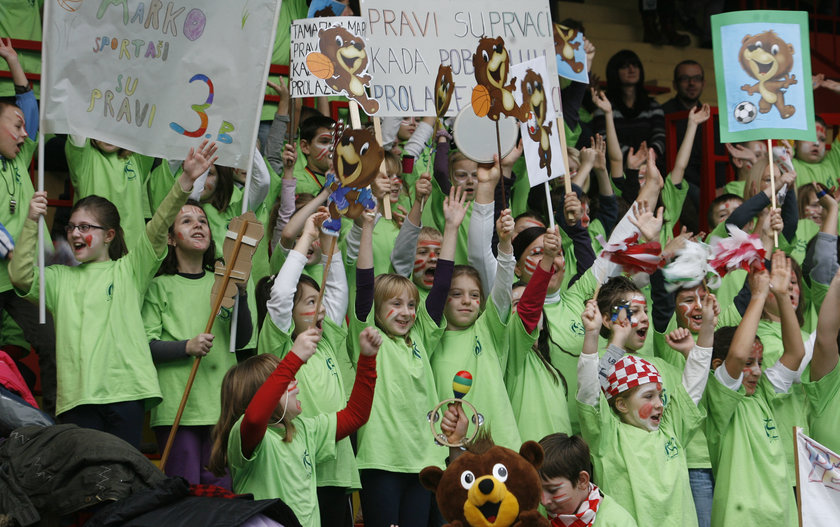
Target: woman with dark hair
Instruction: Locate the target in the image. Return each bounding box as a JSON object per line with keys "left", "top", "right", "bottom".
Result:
{"left": 592, "top": 50, "right": 666, "bottom": 171}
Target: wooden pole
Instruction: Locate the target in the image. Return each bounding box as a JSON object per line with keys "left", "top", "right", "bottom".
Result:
{"left": 372, "top": 117, "right": 392, "bottom": 219}
{"left": 159, "top": 218, "right": 251, "bottom": 471}
{"left": 311, "top": 236, "right": 337, "bottom": 330}
{"left": 768, "top": 139, "right": 778, "bottom": 248}
{"left": 556, "top": 117, "right": 575, "bottom": 225}
{"left": 494, "top": 120, "right": 507, "bottom": 209}
{"left": 544, "top": 182, "right": 555, "bottom": 231}
{"left": 794, "top": 426, "right": 803, "bottom": 527}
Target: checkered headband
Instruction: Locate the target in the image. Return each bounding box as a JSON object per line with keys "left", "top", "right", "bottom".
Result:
{"left": 604, "top": 355, "right": 661, "bottom": 399}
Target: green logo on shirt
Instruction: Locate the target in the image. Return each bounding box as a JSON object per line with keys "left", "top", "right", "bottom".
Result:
{"left": 125, "top": 162, "right": 136, "bottom": 181}
{"left": 326, "top": 357, "right": 338, "bottom": 378}
{"left": 218, "top": 306, "right": 232, "bottom": 320}
{"left": 106, "top": 283, "right": 114, "bottom": 302}
{"left": 302, "top": 449, "right": 313, "bottom": 476}
{"left": 764, "top": 418, "right": 779, "bottom": 441}
{"left": 664, "top": 437, "right": 680, "bottom": 459}
{"left": 570, "top": 321, "right": 585, "bottom": 336}
{"left": 412, "top": 343, "right": 422, "bottom": 359}
{"left": 474, "top": 336, "right": 482, "bottom": 357}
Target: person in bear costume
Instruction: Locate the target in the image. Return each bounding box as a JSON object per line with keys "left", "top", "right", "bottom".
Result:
{"left": 420, "top": 429, "right": 550, "bottom": 527}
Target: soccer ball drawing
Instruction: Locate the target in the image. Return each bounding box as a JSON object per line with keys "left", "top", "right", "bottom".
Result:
{"left": 734, "top": 101, "right": 757, "bottom": 124}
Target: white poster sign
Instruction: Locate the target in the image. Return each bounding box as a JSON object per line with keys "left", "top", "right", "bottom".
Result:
{"left": 510, "top": 57, "right": 564, "bottom": 186}
{"left": 42, "top": 0, "right": 280, "bottom": 169}
{"left": 360, "top": 0, "right": 558, "bottom": 117}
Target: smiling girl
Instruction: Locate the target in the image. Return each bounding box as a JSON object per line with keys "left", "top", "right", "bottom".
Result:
{"left": 11, "top": 141, "right": 217, "bottom": 447}
{"left": 141, "top": 199, "right": 251, "bottom": 486}
{"left": 352, "top": 186, "right": 466, "bottom": 527}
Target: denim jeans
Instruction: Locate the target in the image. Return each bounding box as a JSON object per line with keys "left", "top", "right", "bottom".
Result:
{"left": 689, "top": 467, "right": 714, "bottom": 527}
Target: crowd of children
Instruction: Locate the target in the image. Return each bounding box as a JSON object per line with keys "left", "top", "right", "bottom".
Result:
{"left": 3, "top": 4, "right": 840, "bottom": 526}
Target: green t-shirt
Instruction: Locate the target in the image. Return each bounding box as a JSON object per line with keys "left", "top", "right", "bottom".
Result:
{"left": 792, "top": 138, "right": 840, "bottom": 188}
{"left": 660, "top": 178, "right": 688, "bottom": 245}
{"left": 791, "top": 219, "right": 819, "bottom": 265}
{"left": 22, "top": 229, "right": 164, "bottom": 415}
{"left": 804, "top": 362, "right": 840, "bottom": 455}
{"left": 258, "top": 316, "right": 360, "bottom": 489}
{"left": 372, "top": 218, "right": 400, "bottom": 276}
{"left": 703, "top": 372, "right": 797, "bottom": 527}
{"left": 0, "top": 0, "right": 43, "bottom": 98}
{"left": 229, "top": 413, "right": 336, "bottom": 527}
{"left": 431, "top": 301, "right": 521, "bottom": 450}
{"left": 724, "top": 180, "right": 746, "bottom": 198}
{"left": 349, "top": 303, "right": 446, "bottom": 472}
{"left": 142, "top": 272, "right": 238, "bottom": 426}
{"left": 578, "top": 384, "right": 702, "bottom": 527}
{"left": 293, "top": 165, "right": 327, "bottom": 197}
{"left": 65, "top": 138, "right": 155, "bottom": 251}
{"left": 544, "top": 270, "right": 598, "bottom": 434}
{"left": 591, "top": 494, "right": 639, "bottom": 526}
{"left": 0, "top": 136, "right": 37, "bottom": 293}
{"left": 506, "top": 314, "right": 572, "bottom": 443}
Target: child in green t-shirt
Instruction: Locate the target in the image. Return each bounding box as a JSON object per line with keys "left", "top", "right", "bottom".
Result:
{"left": 792, "top": 115, "right": 840, "bottom": 189}
{"left": 208, "top": 327, "right": 379, "bottom": 527}
{"left": 576, "top": 275, "right": 714, "bottom": 527}
{"left": 260, "top": 207, "right": 360, "bottom": 524}
{"left": 806, "top": 266, "right": 840, "bottom": 455}
{"left": 704, "top": 251, "right": 804, "bottom": 527}
{"left": 294, "top": 115, "right": 337, "bottom": 196}
{"left": 142, "top": 200, "right": 250, "bottom": 488}
{"left": 352, "top": 186, "right": 467, "bottom": 527}
{"left": 538, "top": 433, "right": 638, "bottom": 526}
{"left": 11, "top": 141, "right": 218, "bottom": 447}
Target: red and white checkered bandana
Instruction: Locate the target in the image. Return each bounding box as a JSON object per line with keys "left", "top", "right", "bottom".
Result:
{"left": 604, "top": 355, "right": 661, "bottom": 400}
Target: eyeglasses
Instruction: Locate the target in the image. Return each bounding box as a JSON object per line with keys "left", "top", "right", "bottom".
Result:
{"left": 65, "top": 223, "right": 106, "bottom": 234}
{"left": 677, "top": 75, "right": 704, "bottom": 83}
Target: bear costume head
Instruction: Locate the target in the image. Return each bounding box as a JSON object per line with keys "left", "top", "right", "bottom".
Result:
{"left": 738, "top": 30, "right": 794, "bottom": 82}
{"left": 334, "top": 128, "right": 382, "bottom": 188}
{"left": 420, "top": 434, "right": 549, "bottom": 527}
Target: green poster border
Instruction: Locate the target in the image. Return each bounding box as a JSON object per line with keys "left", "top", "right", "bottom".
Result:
{"left": 712, "top": 10, "right": 816, "bottom": 143}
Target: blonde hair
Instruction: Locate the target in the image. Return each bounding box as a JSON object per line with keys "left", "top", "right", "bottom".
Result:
{"left": 208, "top": 355, "right": 296, "bottom": 476}
{"left": 418, "top": 226, "right": 443, "bottom": 244}
{"left": 373, "top": 274, "right": 419, "bottom": 336}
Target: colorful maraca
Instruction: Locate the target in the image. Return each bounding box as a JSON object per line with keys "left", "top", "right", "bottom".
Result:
{"left": 452, "top": 371, "right": 473, "bottom": 399}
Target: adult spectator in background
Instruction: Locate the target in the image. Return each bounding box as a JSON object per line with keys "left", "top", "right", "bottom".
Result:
{"left": 663, "top": 60, "right": 706, "bottom": 232}
{"left": 591, "top": 50, "right": 666, "bottom": 173}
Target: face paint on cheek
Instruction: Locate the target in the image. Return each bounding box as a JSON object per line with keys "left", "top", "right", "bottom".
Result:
{"left": 638, "top": 402, "right": 654, "bottom": 420}
{"left": 84, "top": 235, "right": 93, "bottom": 247}
{"left": 816, "top": 123, "right": 826, "bottom": 137}
{"left": 176, "top": 232, "right": 184, "bottom": 240}
{"left": 385, "top": 309, "right": 396, "bottom": 320}
{"left": 413, "top": 259, "right": 426, "bottom": 273}
{"left": 523, "top": 256, "right": 539, "bottom": 274}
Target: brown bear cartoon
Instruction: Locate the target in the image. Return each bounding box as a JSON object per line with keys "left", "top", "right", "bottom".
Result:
{"left": 419, "top": 434, "right": 550, "bottom": 527}
{"left": 521, "top": 69, "right": 553, "bottom": 177}
{"left": 323, "top": 128, "right": 383, "bottom": 233}
{"left": 553, "top": 24, "right": 584, "bottom": 74}
{"left": 472, "top": 36, "right": 526, "bottom": 122}
{"left": 435, "top": 64, "right": 455, "bottom": 118}
{"left": 738, "top": 30, "right": 797, "bottom": 119}
{"left": 317, "top": 26, "right": 380, "bottom": 115}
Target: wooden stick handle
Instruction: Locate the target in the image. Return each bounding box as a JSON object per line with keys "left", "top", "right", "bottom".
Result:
{"left": 494, "top": 121, "right": 507, "bottom": 209}
{"left": 312, "top": 236, "right": 338, "bottom": 330}
{"left": 768, "top": 139, "right": 778, "bottom": 248}
{"left": 557, "top": 117, "right": 575, "bottom": 225}
{"left": 159, "top": 219, "right": 251, "bottom": 471}
{"left": 372, "top": 117, "right": 392, "bottom": 220}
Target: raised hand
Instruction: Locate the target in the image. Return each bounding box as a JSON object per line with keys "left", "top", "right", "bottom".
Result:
{"left": 441, "top": 402, "right": 469, "bottom": 444}
{"left": 291, "top": 327, "right": 322, "bottom": 362}
{"left": 496, "top": 208, "right": 514, "bottom": 246}
{"left": 626, "top": 141, "right": 648, "bottom": 170}
{"left": 443, "top": 185, "right": 469, "bottom": 228}
{"left": 282, "top": 143, "right": 297, "bottom": 171}
{"left": 543, "top": 225, "right": 561, "bottom": 260}
{"left": 359, "top": 326, "right": 382, "bottom": 357}
{"left": 592, "top": 134, "right": 607, "bottom": 171}
{"left": 27, "top": 191, "right": 47, "bottom": 222}
{"left": 629, "top": 200, "right": 664, "bottom": 242}
{"left": 662, "top": 226, "right": 692, "bottom": 261}
{"left": 564, "top": 191, "right": 583, "bottom": 226}
{"left": 590, "top": 87, "right": 612, "bottom": 114}
{"left": 747, "top": 265, "right": 770, "bottom": 299}
{"left": 415, "top": 172, "right": 432, "bottom": 203}
{"left": 665, "top": 327, "right": 695, "bottom": 358}
{"left": 688, "top": 103, "right": 711, "bottom": 125}
{"left": 181, "top": 140, "right": 219, "bottom": 189}
{"left": 581, "top": 299, "right": 602, "bottom": 335}
{"left": 768, "top": 250, "right": 791, "bottom": 298}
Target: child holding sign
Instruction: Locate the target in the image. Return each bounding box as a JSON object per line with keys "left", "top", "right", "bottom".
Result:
{"left": 10, "top": 141, "right": 218, "bottom": 447}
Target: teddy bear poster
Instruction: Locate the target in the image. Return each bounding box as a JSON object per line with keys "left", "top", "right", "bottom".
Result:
{"left": 711, "top": 10, "right": 816, "bottom": 143}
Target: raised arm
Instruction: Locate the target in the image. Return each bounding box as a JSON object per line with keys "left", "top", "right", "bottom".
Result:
{"left": 390, "top": 174, "right": 431, "bottom": 277}
{"left": 354, "top": 202, "right": 377, "bottom": 320}
{"left": 517, "top": 226, "right": 559, "bottom": 333}
{"left": 590, "top": 89, "right": 623, "bottom": 181}
{"left": 469, "top": 158, "right": 502, "bottom": 293}
{"left": 0, "top": 38, "right": 28, "bottom": 88}
{"left": 270, "top": 144, "right": 299, "bottom": 251}
{"left": 427, "top": 186, "right": 467, "bottom": 324}
{"left": 335, "top": 327, "right": 379, "bottom": 439}
{"left": 240, "top": 328, "right": 319, "bottom": 458}
{"left": 723, "top": 266, "right": 768, "bottom": 380}
{"left": 577, "top": 299, "right": 603, "bottom": 406}
{"left": 771, "top": 252, "right": 805, "bottom": 373}
{"left": 280, "top": 186, "right": 329, "bottom": 250}
{"left": 490, "top": 209, "right": 515, "bottom": 321}
{"left": 813, "top": 268, "right": 840, "bottom": 381}
{"left": 671, "top": 104, "right": 710, "bottom": 187}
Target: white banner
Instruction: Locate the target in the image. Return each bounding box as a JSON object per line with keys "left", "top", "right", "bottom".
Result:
{"left": 797, "top": 427, "right": 840, "bottom": 526}
{"left": 41, "top": 0, "right": 280, "bottom": 169}
{"left": 510, "top": 56, "right": 565, "bottom": 187}
{"left": 360, "top": 0, "right": 558, "bottom": 117}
